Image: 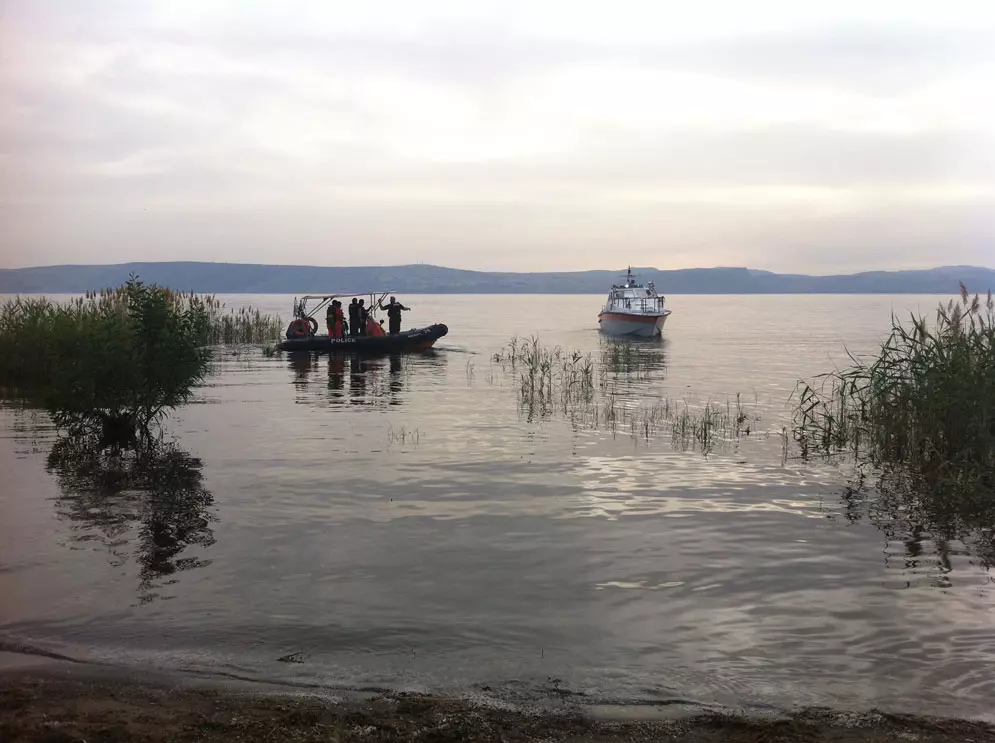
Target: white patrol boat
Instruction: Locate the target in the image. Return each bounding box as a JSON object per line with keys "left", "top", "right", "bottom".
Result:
{"left": 598, "top": 267, "right": 672, "bottom": 338}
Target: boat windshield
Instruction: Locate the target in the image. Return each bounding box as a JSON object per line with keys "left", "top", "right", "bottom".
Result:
{"left": 604, "top": 286, "right": 665, "bottom": 314}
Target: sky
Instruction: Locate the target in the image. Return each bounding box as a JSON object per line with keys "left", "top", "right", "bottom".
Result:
{"left": 1, "top": 0, "right": 994, "bottom": 273}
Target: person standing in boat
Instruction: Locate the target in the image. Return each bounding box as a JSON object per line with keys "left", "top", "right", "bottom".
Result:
{"left": 325, "top": 299, "right": 335, "bottom": 338}
{"left": 328, "top": 300, "right": 347, "bottom": 338}
{"left": 380, "top": 296, "right": 410, "bottom": 335}
{"left": 348, "top": 298, "right": 360, "bottom": 337}
{"left": 357, "top": 299, "right": 368, "bottom": 336}
{"left": 338, "top": 301, "right": 349, "bottom": 338}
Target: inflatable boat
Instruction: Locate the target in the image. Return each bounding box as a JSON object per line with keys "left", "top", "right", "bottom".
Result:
{"left": 280, "top": 322, "right": 448, "bottom": 353}
{"left": 277, "top": 292, "right": 448, "bottom": 354}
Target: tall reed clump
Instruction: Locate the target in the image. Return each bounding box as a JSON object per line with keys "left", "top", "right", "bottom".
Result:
{"left": 493, "top": 336, "right": 596, "bottom": 418}
{"left": 198, "top": 295, "right": 284, "bottom": 345}
{"left": 795, "top": 285, "right": 995, "bottom": 497}
{"left": 0, "top": 277, "right": 211, "bottom": 442}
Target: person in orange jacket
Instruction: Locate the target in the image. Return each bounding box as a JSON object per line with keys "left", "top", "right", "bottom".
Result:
{"left": 326, "top": 303, "right": 336, "bottom": 337}
{"left": 328, "top": 300, "right": 348, "bottom": 338}
{"left": 367, "top": 316, "right": 386, "bottom": 336}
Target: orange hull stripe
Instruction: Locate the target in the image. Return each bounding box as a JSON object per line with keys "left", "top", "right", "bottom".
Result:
{"left": 599, "top": 313, "right": 661, "bottom": 324}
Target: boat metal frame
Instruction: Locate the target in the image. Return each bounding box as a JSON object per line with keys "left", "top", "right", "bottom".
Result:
{"left": 292, "top": 291, "right": 394, "bottom": 322}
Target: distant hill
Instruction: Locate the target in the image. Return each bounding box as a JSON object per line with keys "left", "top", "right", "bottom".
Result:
{"left": 0, "top": 262, "right": 993, "bottom": 295}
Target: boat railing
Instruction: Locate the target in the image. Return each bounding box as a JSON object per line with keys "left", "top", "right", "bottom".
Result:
{"left": 602, "top": 294, "right": 666, "bottom": 314}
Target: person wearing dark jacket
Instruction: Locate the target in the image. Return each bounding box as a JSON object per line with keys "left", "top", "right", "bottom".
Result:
{"left": 348, "top": 298, "right": 360, "bottom": 337}
{"left": 380, "top": 296, "right": 410, "bottom": 335}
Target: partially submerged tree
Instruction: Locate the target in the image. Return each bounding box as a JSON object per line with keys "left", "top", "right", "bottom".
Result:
{"left": 0, "top": 277, "right": 212, "bottom": 444}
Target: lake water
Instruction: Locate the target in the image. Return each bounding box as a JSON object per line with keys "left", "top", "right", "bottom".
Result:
{"left": 2, "top": 293, "right": 993, "bottom": 720}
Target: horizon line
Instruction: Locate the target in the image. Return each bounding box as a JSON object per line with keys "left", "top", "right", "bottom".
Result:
{"left": 1, "top": 260, "right": 993, "bottom": 277}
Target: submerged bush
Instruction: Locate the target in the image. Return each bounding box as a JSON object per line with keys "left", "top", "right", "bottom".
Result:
{"left": 0, "top": 278, "right": 284, "bottom": 438}
{"left": 795, "top": 285, "right": 995, "bottom": 496}
{"left": 0, "top": 277, "right": 211, "bottom": 437}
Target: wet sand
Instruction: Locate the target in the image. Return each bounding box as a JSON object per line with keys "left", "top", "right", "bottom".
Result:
{"left": 1, "top": 654, "right": 993, "bottom": 742}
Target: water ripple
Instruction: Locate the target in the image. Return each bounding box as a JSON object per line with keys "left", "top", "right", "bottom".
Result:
{"left": 2, "top": 294, "right": 993, "bottom": 721}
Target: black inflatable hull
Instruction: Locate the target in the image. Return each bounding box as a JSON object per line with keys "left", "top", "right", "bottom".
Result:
{"left": 279, "top": 323, "right": 448, "bottom": 353}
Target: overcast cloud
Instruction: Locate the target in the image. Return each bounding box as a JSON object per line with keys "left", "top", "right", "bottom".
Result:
{"left": 2, "top": 0, "right": 994, "bottom": 272}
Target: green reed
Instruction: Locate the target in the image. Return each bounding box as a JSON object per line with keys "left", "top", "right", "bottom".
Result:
{"left": 197, "top": 295, "right": 284, "bottom": 345}
{"left": 0, "top": 281, "right": 284, "bottom": 441}
{"left": 573, "top": 394, "right": 763, "bottom": 453}
{"left": 0, "top": 279, "right": 213, "bottom": 435}
{"left": 494, "top": 336, "right": 596, "bottom": 419}
{"left": 794, "top": 285, "right": 995, "bottom": 497}
{"left": 0, "top": 288, "right": 283, "bottom": 355}
{"left": 492, "top": 336, "right": 763, "bottom": 452}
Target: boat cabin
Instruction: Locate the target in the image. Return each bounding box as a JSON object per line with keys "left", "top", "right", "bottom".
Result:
{"left": 602, "top": 269, "right": 666, "bottom": 316}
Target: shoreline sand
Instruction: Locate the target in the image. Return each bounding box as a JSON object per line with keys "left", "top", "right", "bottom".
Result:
{"left": 2, "top": 652, "right": 994, "bottom": 742}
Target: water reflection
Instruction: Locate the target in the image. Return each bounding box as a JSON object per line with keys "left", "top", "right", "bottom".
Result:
{"left": 289, "top": 351, "right": 318, "bottom": 388}
{"left": 599, "top": 337, "right": 668, "bottom": 382}
{"left": 290, "top": 352, "right": 425, "bottom": 407}
{"left": 46, "top": 436, "right": 216, "bottom": 603}
{"left": 327, "top": 354, "right": 346, "bottom": 395}
{"left": 348, "top": 354, "right": 367, "bottom": 401}
{"left": 840, "top": 465, "right": 995, "bottom": 581}
{"left": 389, "top": 353, "right": 403, "bottom": 401}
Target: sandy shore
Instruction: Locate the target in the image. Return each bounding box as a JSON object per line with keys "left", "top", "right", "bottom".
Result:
{"left": 1, "top": 655, "right": 993, "bottom": 742}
